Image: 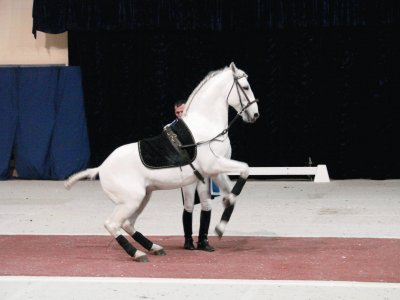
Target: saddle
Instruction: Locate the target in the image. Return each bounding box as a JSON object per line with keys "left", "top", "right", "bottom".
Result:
{"left": 138, "top": 119, "right": 197, "bottom": 170}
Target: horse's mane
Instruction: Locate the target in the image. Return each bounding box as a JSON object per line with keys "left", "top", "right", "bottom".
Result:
{"left": 183, "top": 67, "right": 228, "bottom": 115}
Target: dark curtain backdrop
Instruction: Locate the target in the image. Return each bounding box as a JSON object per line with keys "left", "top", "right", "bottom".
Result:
{"left": 33, "top": 0, "right": 400, "bottom": 179}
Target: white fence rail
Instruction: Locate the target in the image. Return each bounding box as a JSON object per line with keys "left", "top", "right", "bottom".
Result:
{"left": 228, "top": 164, "right": 330, "bottom": 183}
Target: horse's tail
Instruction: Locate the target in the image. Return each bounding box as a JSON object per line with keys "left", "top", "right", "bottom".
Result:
{"left": 64, "top": 167, "right": 100, "bottom": 190}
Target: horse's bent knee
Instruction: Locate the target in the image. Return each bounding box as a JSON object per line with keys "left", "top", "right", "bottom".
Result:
{"left": 104, "top": 220, "right": 114, "bottom": 233}
{"left": 240, "top": 163, "right": 250, "bottom": 179}
{"left": 104, "top": 220, "right": 123, "bottom": 237}
{"left": 223, "top": 193, "right": 236, "bottom": 207}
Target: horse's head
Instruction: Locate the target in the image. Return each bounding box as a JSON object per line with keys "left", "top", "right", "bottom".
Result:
{"left": 227, "top": 62, "right": 259, "bottom": 123}
{"left": 184, "top": 63, "right": 259, "bottom": 125}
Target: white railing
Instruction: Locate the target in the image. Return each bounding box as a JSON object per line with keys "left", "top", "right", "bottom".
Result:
{"left": 228, "top": 164, "right": 330, "bottom": 182}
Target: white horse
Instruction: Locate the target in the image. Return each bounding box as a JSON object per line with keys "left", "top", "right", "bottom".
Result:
{"left": 64, "top": 63, "right": 259, "bottom": 262}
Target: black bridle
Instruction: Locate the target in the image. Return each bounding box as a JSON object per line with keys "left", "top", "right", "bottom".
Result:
{"left": 180, "top": 73, "right": 259, "bottom": 149}
{"left": 227, "top": 73, "right": 259, "bottom": 126}
{"left": 230, "top": 74, "right": 258, "bottom": 113}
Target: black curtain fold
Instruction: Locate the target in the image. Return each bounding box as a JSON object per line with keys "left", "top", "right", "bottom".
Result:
{"left": 33, "top": 0, "right": 400, "bottom": 37}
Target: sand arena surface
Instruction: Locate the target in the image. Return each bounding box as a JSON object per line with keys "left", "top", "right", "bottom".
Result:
{"left": 1, "top": 179, "right": 400, "bottom": 299}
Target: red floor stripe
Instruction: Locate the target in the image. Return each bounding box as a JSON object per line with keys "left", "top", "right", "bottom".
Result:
{"left": 0, "top": 235, "right": 399, "bottom": 282}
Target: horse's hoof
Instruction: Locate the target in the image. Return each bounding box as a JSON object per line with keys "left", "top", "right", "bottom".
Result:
{"left": 135, "top": 254, "right": 149, "bottom": 262}
{"left": 215, "top": 226, "right": 224, "bottom": 239}
{"left": 150, "top": 244, "right": 166, "bottom": 256}
{"left": 151, "top": 248, "right": 166, "bottom": 256}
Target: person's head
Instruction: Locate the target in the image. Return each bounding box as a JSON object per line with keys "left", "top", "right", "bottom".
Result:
{"left": 174, "top": 100, "right": 186, "bottom": 118}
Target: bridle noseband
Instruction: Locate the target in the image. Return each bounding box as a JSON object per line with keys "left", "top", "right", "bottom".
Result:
{"left": 228, "top": 73, "right": 259, "bottom": 121}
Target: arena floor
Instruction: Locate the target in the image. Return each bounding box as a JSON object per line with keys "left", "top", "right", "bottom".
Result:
{"left": 1, "top": 179, "right": 399, "bottom": 299}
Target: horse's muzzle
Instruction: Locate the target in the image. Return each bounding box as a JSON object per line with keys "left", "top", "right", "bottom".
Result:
{"left": 250, "top": 112, "right": 260, "bottom": 123}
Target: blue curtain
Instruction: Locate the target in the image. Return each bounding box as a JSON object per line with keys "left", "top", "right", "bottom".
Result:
{"left": 0, "top": 69, "right": 18, "bottom": 179}
{"left": 50, "top": 67, "right": 90, "bottom": 179}
{"left": 0, "top": 66, "right": 90, "bottom": 180}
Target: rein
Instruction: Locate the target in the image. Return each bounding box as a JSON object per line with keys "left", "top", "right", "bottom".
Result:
{"left": 180, "top": 75, "right": 258, "bottom": 149}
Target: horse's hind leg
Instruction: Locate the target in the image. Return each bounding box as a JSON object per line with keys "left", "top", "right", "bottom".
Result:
{"left": 122, "top": 191, "right": 166, "bottom": 256}
{"left": 104, "top": 198, "right": 149, "bottom": 262}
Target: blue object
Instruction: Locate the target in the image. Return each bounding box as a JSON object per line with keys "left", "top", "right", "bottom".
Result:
{"left": 0, "top": 68, "right": 18, "bottom": 179}
{"left": 0, "top": 66, "right": 90, "bottom": 180}
{"left": 210, "top": 178, "right": 221, "bottom": 197}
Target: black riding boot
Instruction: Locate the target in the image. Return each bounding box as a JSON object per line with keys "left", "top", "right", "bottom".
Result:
{"left": 197, "top": 210, "right": 215, "bottom": 252}
{"left": 183, "top": 209, "right": 195, "bottom": 250}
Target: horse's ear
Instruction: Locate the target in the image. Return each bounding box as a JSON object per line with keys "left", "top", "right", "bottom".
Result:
{"left": 230, "top": 62, "right": 237, "bottom": 74}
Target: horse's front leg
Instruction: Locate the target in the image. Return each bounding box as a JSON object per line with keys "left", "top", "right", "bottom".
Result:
{"left": 205, "top": 157, "right": 249, "bottom": 238}
{"left": 207, "top": 157, "right": 249, "bottom": 207}
{"left": 210, "top": 173, "right": 235, "bottom": 238}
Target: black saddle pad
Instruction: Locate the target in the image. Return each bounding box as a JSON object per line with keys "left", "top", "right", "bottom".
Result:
{"left": 138, "top": 119, "right": 197, "bottom": 169}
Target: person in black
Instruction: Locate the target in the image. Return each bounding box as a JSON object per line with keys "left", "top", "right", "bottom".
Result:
{"left": 173, "top": 100, "right": 214, "bottom": 252}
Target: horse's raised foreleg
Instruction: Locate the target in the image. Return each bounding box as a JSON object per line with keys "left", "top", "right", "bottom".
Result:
{"left": 215, "top": 204, "right": 235, "bottom": 238}
{"left": 210, "top": 174, "right": 235, "bottom": 238}
{"left": 220, "top": 173, "right": 248, "bottom": 208}
{"left": 122, "top": 191, "right": 166, "bottom": 256}
{"left": 208, "top": 158, "right": 249, "bottom": 206}
{"left": 206, "top": 158, "right": 249, "bottom": 238}
{"left": 215, "top": 175, "right": 247, "bottom": 235}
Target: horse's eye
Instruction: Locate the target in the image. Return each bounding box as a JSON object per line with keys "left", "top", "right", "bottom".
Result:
{"left": 243, "top": 86, "right": 249, "bottom": 90}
